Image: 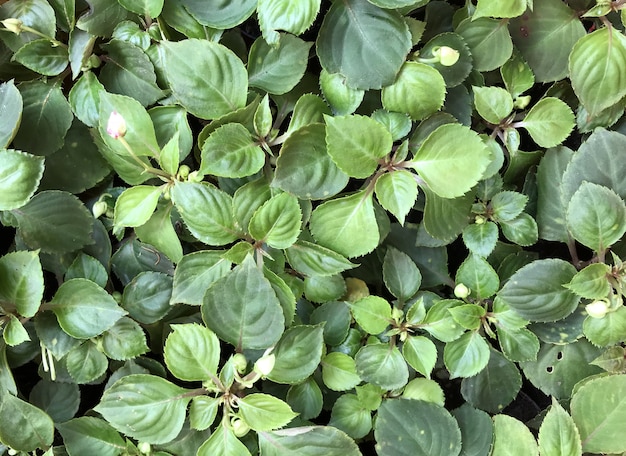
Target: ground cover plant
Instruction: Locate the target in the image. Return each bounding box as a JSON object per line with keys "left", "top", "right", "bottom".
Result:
{"left": 2, "top": 0, "right": 626, "bottom": 454}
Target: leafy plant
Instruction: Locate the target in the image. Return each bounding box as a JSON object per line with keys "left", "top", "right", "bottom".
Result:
{"left": 2, "top": 0, "right": 626, "bottom": 454}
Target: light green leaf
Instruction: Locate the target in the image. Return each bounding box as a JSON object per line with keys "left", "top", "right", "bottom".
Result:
{"left": 13, "top": 38, "right": 67, "bottom": 76}
{"left": 287, "top": 94, "right": 332, "bottom": 134}
{"left": 375, "top": 399, "right": 462, "bottom": 456}
{"left": 491, "top": 415, "right": 538, "bottom": 456}
{"left": 68, "top": 72, "right": 105, "bottom": 128}
{"left": 189, "top": 396, "right": 219, "bottom": 431}
{"left": 375, "top": 170, "right": 418, "bottom": 225}
{"left": 202, "top": 256, "right": 284, "bottom": 350}
{"left": 491, "top": 191, "right": 528, "bottom": 222}
{"left": 197, "top": 424, "right": 252, "bottom": 456}
{"left": 0, "top": 80, "right": 22, "bottom": 148}
{"left": 150, "top": 105, "right": 193, "bottom": 161}
{"left": 328, "top": 394, "right": 372, "bottom": 439}
{"left": 171, "top": 251, "right": 231, "bottom": 305}
{"left": 273, "top": 123, "right": 349, "bottom": 200}
{"left": 583, "top": 306, "right": 626, "bottom": 347}
{"left": 248, "top": 33, "right": 312, "bottom": 95}
{"left": 474, "top": 0, "right": 526, "bottom": 19}
{"left": 325, "top": 114, "right": 392, "bottom": 179}
{"left": 569, "top": 27, "right": 626, "bottom": 115}
{"left": 178, "top": 0, "right": 256, "bottom": 29}
{"left": 66, "top": 341, "right": 108, "bottom": 384}
{"left": 160, "top": 39, "right": 247, "bottom": 120}
{"left": 122, "top": 271, "right": 173, "bottom": 325}
{"left": 57, "top": 417, "right": 125, "bottom": 456}
{"left": 94, "top": 374, "right": 191, "bottom": 444}
{"left": 448, "top": 304, "right": 486, "bottom": 331}
{"left": 571, "top": 374, "right": 626, "bottom": 454}
{"left": 268, "top": 325, "right": 324, "bottom": 384}
{"left": 254, "top": 94, "right": 273, "bottom": 138}
{"left": 498, "top": 326, "right": 539, "bottom": 362}
{"left": 135, "top": 204, "right": 183, "bottom": 263}
{"left": 258, "top": 0, "right": 320, "bottom": 45}
{"left": 455, "top": 254, "right": 499, "bottom": 300}
{"left": 521, "top": 97, "right": 575, "bottom": 147}
{"left": 100, "top": 317, "right": 147, "bottom": 361}
{"left": 410, "top": 123, "right": 490, "bottom": 198}
{"left": 382, "top": 246, "right": 422, "bottom": 301}
{"left": 199, "top": 123, "right": 265, "bottom": 178}
{"left": 538, "top": 398, "right": 582, "bottom": 456}
{"left": 564, "top": 263, "right": 611, "bottom": 300}
{"left": 321, "top": 352, "right": 361, "bottom": 392}
{"left": 171, "top": 182, "right": 239, "bottom": 246}
{"left": 457, "top": 17, "right": 513, "bottom": 72}
{"left": 249, "top": 192, "right": 302, "bottom": 249}
{"left": 402, "top": 378, "right": 445, "bottom": 406}
{"left": 462, "top": 221, "right": 499, "bottom": 257}
{"left": 444, "top": 331, "right": 490, "bottom": 379}
{"left": 500, "top": 213, "right": 538, "bottom": 246}
{"left": 355, "top": 344, "right": 408, "bottom": 390}
{"left": 0, "top": 392, "right": 54, "bottom": 452}
{"left": 402, "top": 335, "right": 437, "bottom": 379}
{"left": 0, "top": 149, "right": 42, "bottom": 211}
{"left": 50, "top": 278, "right": 126, "bottom": 339}
{"left": 316, "top": 0, "right": 411, "bottom": 90}
{"left": 309, "top": 190, "right": 380, "bottom": 258}
{"left": 164, "top": 324, "right": 220, "bottom": 381}
{"left": 3, "top": 315, "right": 30, "bottom": 347}
{"left": 320, "top": 69, "right": 364, "bottom": 116}
{"left": 258, "top": 426, "right": 361, "bottom": 456}
{"left": 566, "top": 182, "right": 626, "bottom": 252}
{"left": 238, "top": 393, "right": 298, "bottom": 431}
{"left": 349, "top": 296, "right": 392, "bottom": 335}
{"left": 472, "top": 86, "right": 514, "bottom": 124}
{"left": 114, "top": 185, "right": 162, "bottom": 229}
{"left": 286, "top": 378, "right": 323, "bottom": 421}
{"left": 382, "top": 62, "right": 446, "bottom": 121}
{"left": 118, "top": 0, "right": 163, "bottom": 17}
{"left": 285, "top": 241, "right": 356, "bottom": 277}
{"left": 501, "top": 52, "right": 535, "bottom": 98}
{"left": 422, "top": 299, "right": 466, "bottom": 342}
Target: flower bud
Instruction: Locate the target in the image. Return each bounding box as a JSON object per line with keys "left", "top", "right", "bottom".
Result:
{"left": 231, "top": 417, "right": 250, "bottom": 437}
{"left": 92, "top": 201, "right": 108, "bottom": 219}
{"left": 514, "top": 95, "right": 532, "bottom": 110}
{"left": 454, "top": 283, "right": 471, "bottom": 299}
{"left": 585, "top": 300, "right": 610, "bottom": 319}
{"left": 106, "top": 111, "right": 127, "bottom": 139}
{"left": 138, "top": 442, "right": 151, "bottom": 454}
{"left": 177, "top": 164, "right": 191, "bottom": 180}
{"left": 475, "top": 215, "right": 486, "bottom": 225}
{"left": 391, "top": 307, "right": 404, "bottom": 322}
{"left": 232, "top": 353, "right": 247, "bottom": 374}
{"left": 254, "top": 353, "right": 276, "bottom": 376}
{"left": 434, "top": 46, "right": 460, "bottom": 66}
{"left": 1, "top": 18, "right": 23, "bottom": 35}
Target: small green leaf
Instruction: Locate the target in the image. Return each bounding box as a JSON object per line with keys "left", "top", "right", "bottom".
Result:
{"left": 374, "top": 170, "right": 418, "bottom": 225}
{"left": 257, "top": 0, "right": 320, "bottom": 45}
{"left": 538, "top": 398, "right": 582, "bottom": 456}
{"left": 455, "top": 254, "right": 500, "bottom": 300}
{"left": 355, "top": 344, "right": 408, "bottom": 390}
{"left": 164, "top": 324, "right": 220, "bottom": 381}
{"left": 118, "top": 0, "right": 163, "bottom": 17}
{"left": 268, "top": 325, "right": 324, "bottom": 385}
{"left": 238, "top": 393, "right": 298, "bottom": 431}
{"left": 310, "top": 301, "right": 351, "bottom": 345}
{"left": 491, "top": 191, "right": 528, "bottom": 222}
{"left": 422, "top": 299, "right": 466, "bottom": 342}
{"left": 320, "top": 69, "right": 364, "bottom": 116}
{"left": 402, "top": 335, "right": 437, "bottom": 379}
{"left": 189, "top": 396, "right": 219, "bottom": 431}
{"left": 287, "top": 94, "right": 332, "bottom": 134}
{"left": 135, "top": 204, "right": 183, "bottom": 263}
{"left": 462, "top": 221, "right": 499, "bottom": 257}
{"left": 452, "top": 405, "right": 493, "bottom": 456}
{"left": 0, "top": 80, "right": 23, "bottom": 148}
{"left": 249, "top": 192, "right": 302, "bottom": 249}
{"left": 122, "top": 271, "right": 173, "bottom": 325}
{"left": 349, "top": 296, "right": 392, "bottom": 335}
{"left": 501, "top": 52, "right": 535, "bottom": 97}
{"left": 566, "top": 182, "right": 626, "bottom": 252}
{"left": 171, "top": 251, "right": 231, "bottom": 305}
{"left": 444, "top": 331, "right": 490, "bottom": 378}
{"left": 258, "top": 426, "right": 361, "bottom": 456}
{"left": 382, "top": 246, "right": 422, "bottom": 301}
{"left": 50, "top": 278, "right": 126, "bottom": 339}
{"left": 0, "top": 250, "right": 43, "bottom": 318}
{"left": 500, "top": 213, "right": 538, "bottom": 247}
{"left": 473, "top": 86, "right": 514, "bottom": 124}
{"left": 521, "top": 97, "right": 575, "bottom": 148}
{"left": 474, "top": 0, "right": 526, "bottom": 18}
{"left": 68, "top": 72, "right": 105, "bottom": 128}
{"left": 57, "top": 417, "right": 126, "bottom": 456}
{"left": 498, "top": 326, "right": 540, "bottom": 362}
{"left": 457, "top": 17, "right": 513, "bottom": 72}
{"left": 422, "top": 186, "right": 474, "bottom": 243}
{"left": 197, "top": 424, "right": 252, "bottom": 456}
{"left": 0, "top": 393, "right": 54, "bottom": 452}
{"left": 158, "top": 132, "right": 180, "bottom": 177}
{"left": 448, "top": 304, "right": 486, "bottom": 331}
{"left": 564, "top": 263, "right": 611, "bottom": 300}
{"left": 100, "top": 317, "right": 147, "bottom": 361}
{"left": 254, "top": 94, "right": 273, "bottom": 138}
{"left": 285, "top": 241, "right": 356, "bottom": 277}
{"left": 66, "top": 341, "right": 108, "bottom": 384}
{"left": 286, "top": 378, "right": 323, "bottom": 421}
{"left": 69, "top": 28, "right": 97, "bottom": 79}
{"left": 491, "top": 415, "right": 539, "bottom": 456}
{"left": 114, "top": 185, "right": 162, "bottom": 229}
{"left": 94, "top": 374, "right": 191, "bottom": 444}
{"left": 328, "top": 394, "right": 372, "bottom": 439}
{"left": 321, "top": 352, "right": 361, "bottom": 391}
{"left": 3, "top": 315, "right": 30, "bottom": 346}
{"left": 402, "top": 378, "right": 445, "bottom": 406}
{"left": 583, "top": 306, "right": 626, "bottom": 347}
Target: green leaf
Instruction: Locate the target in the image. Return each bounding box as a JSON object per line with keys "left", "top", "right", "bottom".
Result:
{"left": 118, "top": 0, "right": 163, "bottom": 17}
{"left": 491, "top": 191, "right": 528, "bottom": 222}
{"left": 472, "top": 86, "right": 514, "bottom": 124}
{"left": 0, "top": 250, "right": 43, "bottom": 319}
{"left": 14, "top": 80, "right": 73, "bottom": 156}
{"left": 500, "top": 213, "right": 538, "bottom": 246}
{"left": 461, "top": 348, "right": 522, "bottom": 413}
{"left": 254, "top": 94, "right": 273, "bottom": 138}
{"left": 305, "top": 274, "right": 346, "bottom": 303}
{"left": 249, "top": 192, "right": 302, "bottom": 249}
{"left": 76, "top": 0, "right": 131, "bottom": 37}
{"left": 451, "top": 404, "right": 493, "bottom": 456}
{"left": 13, "top": 38, "right": 68, "bottom": 76}
{"left": 248, "top": 33, "right": 312, "bottom": 95}
{"left": 68, "top": 72, "right": 105, "bottom": 128}
{"left": 178, "top": 0, "right": 256, "bottom": 29}
{"left": 410, "top": 123, "right": 491, "bottom": 198}
{"left": 69, "top": 28, "right": 97, "bottom": 79}
{"left": 444, "top": 331, "right": 490, "bottom": 379}
{"left": 285, "top": 241, "right": 356, "bottom": 277}
{"left": 189, "top": 396, "right": 219, "bottom": 431}
{"left": 570, "top": 27, "right": 626, "bottom": 115}
{"left": 29, "top": 377, "right": 79, "bottom": 423}
{"left": 474, "top": 0, "right": 526, "bottom": 19}
{"left": 328, "top": 394, "right": 372, "bottom": 439}
{"left": 316, "top": 0, "right": 411, "bottom": 90}
{"left": 501, "top": 51, "right": 535, "bottom": 98}
{"left": 309, "top": 190, "right": 380, "bottom": 258}
{"left": 164, "top": 324, "right": 220, "bottom": 381}
{"left": 50, "top": 278, "right": 126, "bottom": 339}
{"left": 583, "top": 306, "right": 626, "bottom": 347}
{"left": 114, "top": 185, "right": 162, "bottom": 230}
{"left": 325, "top": 114, "right": 392, "bottom": 179}
{"left": 402, "top": 378, "right": 445, "bottom": 406}
{"left": 538, "top": 398, "right": 582, "bottom": 456}
{"left": 381, "top": 62, "right": 446, "bottom": 121}
{"left": 112, "top": 21, "right": 150, "bottom": 50}
{"left": 35, "top": 312, "right": 80, "bottom": 360}
{"left": 349, "top": 296, "right": 392, "bottom": 335}
{"left": 171, "top": 251, "right": 231, "bottom": 305}
{"left": 448, "top": 304, "right": 486, "bottom": 331}
{"left": 286, "top": 378, "right": 323, "bottom": 421}
{"left": 321, "top": 352, "right": 361, "bottom": 391}
{"left": 257, "top": 0, "right": 320, "bottom": 45}
{"left": 12, "top": 190, "right": 94, "bottom": 253}
{"left": 202, "top": 256, "right": 284, "bottom": 350}
{"left": 258, "top": 426, "right": 361, "bottom": 456}
{"left": 100, "top": 317, "right": 147, "bottom": 360}
{"left": 462, "top": 221, "right": 499, "bottom": 257}
{"left": 497, "top": 259, "right": 579, "bottom": 322}
{"left": 238, "top": 393, "right": 298, "bottom": 431}
{"left": 160, "top": 39, "right": 247, "bottom": 120}
{"left": 197, "top": 424, "right": 252, "bottom": 456}
{"left": 57, "top": 417, "right": 126, "bottom": 456}
{"left": 122, "top": 271, "right": 173, "bottom": 325}
{"left": 497, "top": 326, "right": 539, "bottom": 363}
{"left": 455, "top": 254, "right": 499, "bottom": 300}
{"left": 566, "top": 182, "right": 626, "bottom": 252}
{"left": 571, "top": 374, "right": 626, "bottom": 454}
{"left": 0, "top": 393, "right": 54, "bottom": 452}
{"left": 521, "top": 97, "right": 575, "bottom": 148}
{"left": 565, "top": 263, "right": 611, "bottom": 300}
{"left": 491, "top": 415, "right": 538, "bottom": 456}
{"left": 355, "top": 344, "right": 408, "bottom": 390}
{"left": 0, "top": 150, "right": 40, "bottom": 210}
{"left": 66, "top": 341, "right": 108, "bottom": 383}
{"left": 456, "top": 17, "right": 513, "bottom": 72}
{"left": 320, "top": 69, "right": 364, "bottom": 116}
{"left": 150, "top": 105, "right": 193, "bottom": 161}
{"left": 199, "top": 123, "right": 265, "bottom": 178}
{"left": 171, "top": 182, "right": 239, "bottom": 246}
{"left": 135, "top": 204, "right": 183, "bottom": 263}
{"left": 287, "top": 94, "right": 332, "bottom": 134}
{"left": 274, "top": 123, "right": 349, "bottom": 200}
{"left": 3, "top": 315, "right": 30, "bottom": 347}
{"left": 375, "top": 170, "right": 418, "bottom": 225}
{"left": 374, "top": 399, "right": 462, "bottom": 456}
{"left": 0, "top": 0, "right": 56, "bottom": 52}
{"left": 310, "top": 301, "right": 351, "bottom": 345}
{"left": 420, "top": 32, "right": 473, "bottom": 88}
{"left": 422, "top": 299, "right": 466, "bottom": 342}
{"left": 402, "top": 335, "right": 437, "bottom": 379}
{"left": 382, "top": 247, "right": 422, "bottom": 301}
{"left": 0, "top": 80, "right": 22, "bottom": 148}
{"left": 510, "top": 0, "right": 585, "bottom": 83}
{"left": 94, "top": 374, "right": 191, "bottom": 444}
{"left": 268, "top": 325, "right": 324, "bottom": 384}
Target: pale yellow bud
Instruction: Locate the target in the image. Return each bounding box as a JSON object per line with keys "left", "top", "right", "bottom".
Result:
{"left": 585, "top": 300, "right": 610, "bottom": 319}
{"left": 1, "top": 18, "right": 23, "bottom": 35}
{"left": 254, "top": 353, "right": 276, "bottom": 376}
{"left": 434, "top": 46, "right": 460, "bottom": 66}
{"left": 454, "top": 283, "right": 471, "bottom": 299}
{"left": 106, "top": 111, "right": 127, "bottom": 139}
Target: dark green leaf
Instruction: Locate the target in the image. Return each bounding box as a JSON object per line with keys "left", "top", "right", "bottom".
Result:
{"left": 122, "top": 271, "right": 173, "bottom": 324}
{"left": 268, "top": 325, "right": 324, "bottom": 384}
{"left": 0, "top": 0, "right": 56, "bottom": 52}
{"left": 0, "top": 392, "right": 54, "bottom": 452}
{"left": 382, "top": 246, "right": 421, "bottom": 301}
{"left": 286, "top": 378, "right": 323, "bottom": 420}
{"left": 14, "top": 39, "right": 68, "bottom": 76}
{"left": 57, "top": 417, "right": 126, "bottom": 456}
{"left": 355, "top": 344, "right": 408, "bottom": 390}
{"left": 179, "top": 0, "right": 256, "bottom": 28}
{"left": 76, "top": 0, "right": 131, "bottom": 37}
{"left": 0, "top": 250, "right": 43, "bottom": 318}
{"left": 328, "top": 394, "right": 372, "bottom": 439}
{"left": 451, "top": 404, "right": 493, "bottom": 456}
{"left": 171, "top": 251, "right": 230, "bottom": 306}
{"left": 29, "top": 379, "right": 79, "bottom": 423}
{"left": 422, "top": 187, "right": 473, "bottom": 242}
{"left": 319, "top": 69, "right": 364, "bottom": 116}
{"left": 0, "top": 80, "right": 22, "bottom": 148}
{"left": 100, "top": 317, "right": 148, "bottom": 361}
{"left": 68, "top": 71, "right": 105, "bottom": 128}
{"left": 285, "top": 241, "right": 356, "bottom": 277}
{"left": 65, "top": 340, "right": 108, "bottom": 383}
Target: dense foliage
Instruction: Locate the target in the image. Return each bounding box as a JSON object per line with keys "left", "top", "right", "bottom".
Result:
{"left": 2, "top": 0, "right": 626, "bottom": 454}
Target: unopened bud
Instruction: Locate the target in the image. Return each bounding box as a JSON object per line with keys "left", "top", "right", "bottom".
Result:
{"left": 514, "top": 95, "right": 531, "bottom": 110}
{"left": 454, "top": 283, "right": 471, "bottom": 299}
{"left": 138, "top": 442, "right": 151, "bottom": 454}
{"left": 92, "top": 201, "right": 108, "bottom": 219}
{"left": 232, "top": 353, "right": 247, "bottom": 374}
{"left": 1, "top": 18, "right": 23, "bottom": 35}
{"left": 106, "top": 111, "right": 127, "bottom": 139}
{"left": 434, "top": 46, "right": 460, "bottom": 66}
{"left": 231, "top": 417, "right": 250, "bottom": 437}
{"left": 585, "top": 300, "right": 610, "bottom": 319}
{"left": 177, "top": 164, "right": 191, "bottom": 180}
{"left": 254, "top": 353, "right": 275, "bottom": 376}
{"left": 475, "top": 215, "right": 486, "bottom": 225}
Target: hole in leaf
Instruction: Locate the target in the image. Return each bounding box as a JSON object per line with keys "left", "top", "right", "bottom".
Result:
{"left": 556, "top": 351, "right": 563, "bottom": 360}
{"left": 546, "top": 366, "right": 554, "bottom": 374}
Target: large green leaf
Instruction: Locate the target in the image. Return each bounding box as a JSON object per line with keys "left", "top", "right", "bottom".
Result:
{"left": 94, "top": 374, "right": 191, "bottom": 444}
{"left": 50, "top": 279, "right": 126, "bottom": 339}
{"left": 160, "top": 39, "right": 247, "bottom": 119}
{"left": 197, "top": 424, "right": 252, "bottom": 456}
{"left": 238, "top": 393, "right": 298, "bottom": 431}
{"left": 29, "top": 377, "right": 79, "bottom": 423}
{"left": 0, "top": 251, "right": 43, "bottom": 318}
{"left": 0, "top": 0, "right": 56, "bottom": 52}
{"left": 76, "top": 0, "right": 131, "bottom": 37}
{"left": 258, "top": 426, "right": 362, "bottom": 456}
{"left": 121, "top": 271, "right": 173, "bottom": 324}
{"left": 0, "top": 149, "right": 43, "bottom": 211}
{"left": 199, "top": 123, "right": 264, "bottom": 178}
{"left": 538, "top": 398, "right": 582, "bottom": 456}
{"left": 355, "top": 344, "right": 408, "bottom": 390}
{"left": 0, "top": 80, "right": 22, "bottom": 148}
{"left": 164, "top": 324, "right": 220, "bottom": 382}
{"left": 456, "top": 17, "right": 512, "bottom": 72}
{"left": 286, "top": 378, "right": 323, "bottom": 421}
{"left": 285, "top": 241, "right": 356, "bottom": 277}
{"left": 521, "top": 97, "right": 575, "bottom": 148}
{"left": 316, "top": 0, "right": 411, "bottom": 89}
{"left": 309, "top": 190, "right": 380, "bottom": 258}
{"left": 202, "top": 256, "right": 284, "bottom": 350}
{"left": 13, "top": 39, "right": 68, "bottom": 76}
{"left": 349, "top": 296, "right": 392, "bottom": 335}
{"left": 491, "top": 415, "right": 538, "bottom": 456}
{"left": 171, "top": 251, "right": 231, "bottom": 305}
{"left": 474, "top": 0, "right": 526, "bottom": 19}
{"left": 268, "top": 325, "right": 324, "bottom": 384}
{"left": 178, "top": 0, "right": 256, "bottom": 28}
{"left": 257, "top": 0, "right": 320, "bottom": 45}
{"left": 497, "top": 259, "right": 579, "bottom": 322}
{"left": 410, "top": 124, "right": 490, "bottom": 198}
{"left": 0, "top": 392, "right": 54, "bottom": 452}
{"left": 569, "top": 27, "right": 626, "bottom": 115}
{"left": 248, "top": 192, "right": 302, "bottom": 249}
{"left": 444, "top": 331, "right": 490, "bottom": 379}
{"left": 375, "top": 399, "right": 462, "bottom": 456}
{"left": 57, "top": 417, "right": 126, "bottom": 456}
{"left": 571, "top": 374, "right": 626, "bottom": 454}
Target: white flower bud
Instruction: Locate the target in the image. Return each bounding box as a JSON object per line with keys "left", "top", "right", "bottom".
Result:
{"left": 254, "top": 353, "right": 276, "bottom": 376}
{"left": 231, "top": 417, "right": 250, "bottom": 437}
{"left": 1, "top": 18, "right": 23, "bottom": 35}
{"left": 454, "top": 283, "right": 471, "bottom": 299}
{"left": 106, "top": 111, "right": 127, "bottom": 139}
{"left": 434, "top": 46, "right": 460, "bottom": 66}
{"left": 585, "top": 300, "right": 610, "bottom": 319}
